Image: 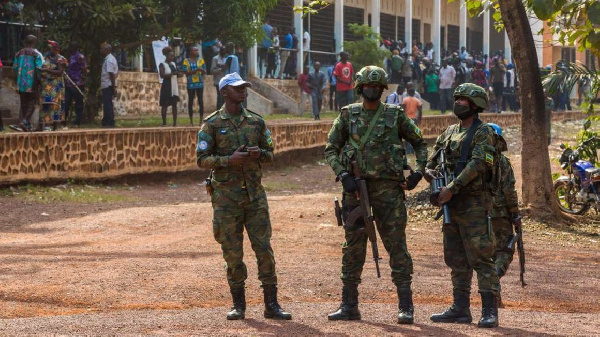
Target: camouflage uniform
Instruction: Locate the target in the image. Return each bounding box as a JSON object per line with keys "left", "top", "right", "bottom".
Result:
{"left": 196, "top": 105, "right": 276, "bottom": 289}
{"left": 325, "top": 101, "right": 428, "bottom": 287}
{"left": 426, "top": 122, "right": 501, "bottom": 296}
{"left": 491, "top": 154, "right": 519, "bottom": 278}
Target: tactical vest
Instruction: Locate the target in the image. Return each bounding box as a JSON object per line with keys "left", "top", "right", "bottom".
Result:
{"left": 341, "top": 103, "right": 407, "bottom": 181}
{"left": 441, "top": 122, "right": 502, "bottom": 195}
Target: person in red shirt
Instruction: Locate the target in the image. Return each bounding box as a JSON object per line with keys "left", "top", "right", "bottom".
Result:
{"left": 297, "top": 65, "right": 311, "bottom": 115}
{"left": 333, "top": 51, "right": 355, "bottom": 108}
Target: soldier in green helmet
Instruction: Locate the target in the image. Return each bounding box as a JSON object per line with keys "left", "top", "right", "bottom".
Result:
{"left": 325, "top": 65, "right": 428, "bottom": 324}
{"left": 425, "top": 82, "right": 502, "bottom": 328}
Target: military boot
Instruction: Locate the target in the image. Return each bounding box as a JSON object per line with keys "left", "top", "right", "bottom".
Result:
{"left": 263, "top": 285, "right": 292, "bottom": 320}
{"left": 328, "top": 284, "right": 361, "bottom": 320}
{"left": 477, "top": 292, "right": 499, "bottom": 328}
{"left": 397, "top": 287, "right": 414, "bottom": 324}
{"left": 430, "top": 290, "right": 472, "bottom": 323}
{"left": 227, "top": 287, "right": 246, "bottom": 320}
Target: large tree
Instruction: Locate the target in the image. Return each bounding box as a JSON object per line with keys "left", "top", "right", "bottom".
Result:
{"left": 23, "top": 0, "right": 277, "bottom": 122}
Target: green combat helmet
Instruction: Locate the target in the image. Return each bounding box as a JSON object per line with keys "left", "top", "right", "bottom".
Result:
{"left": 354, "top": 66, "right": 389, "bottom": 89}
{"left": 453, "top": 83, "right": 488, "bottom": 111}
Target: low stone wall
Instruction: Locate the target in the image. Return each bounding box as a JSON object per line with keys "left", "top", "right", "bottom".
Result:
{"left": 0, "top": 111, "right": 586, "bottom": 183}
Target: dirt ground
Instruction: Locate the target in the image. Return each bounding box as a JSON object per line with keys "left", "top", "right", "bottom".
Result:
{"left": 0, "top": 120, "right": 599, "bottom": 336}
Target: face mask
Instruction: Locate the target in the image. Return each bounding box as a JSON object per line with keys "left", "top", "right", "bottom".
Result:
{"left": 362, "top": 87, "right": 383, "bottom": 101}
{"left": 453, "top": 102, "right": 473, "bottom": 120}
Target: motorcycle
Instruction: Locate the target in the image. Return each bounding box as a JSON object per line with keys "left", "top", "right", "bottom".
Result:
{"left": 554, "top": 137, "right": 600, "bottom": 215}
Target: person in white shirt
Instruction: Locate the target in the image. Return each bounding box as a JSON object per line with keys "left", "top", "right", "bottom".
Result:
{"left": 100, "top": 43, "right": 118, "bottom": 127}
{"left": 438, "top": 60, "right": 456, "bottom": 114}
{"left": 303, "top": 30, "right": 310, "bottom": 65}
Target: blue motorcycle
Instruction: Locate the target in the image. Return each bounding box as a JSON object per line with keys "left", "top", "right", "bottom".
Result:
{"left": 554, "top": 137, "right": 600, "bottom": 215}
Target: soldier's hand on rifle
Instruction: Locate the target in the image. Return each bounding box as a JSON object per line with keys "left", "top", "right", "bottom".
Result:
{"left": 246, "top": 146, "right": 262, "bottom": 159}
{"left": 229, "top": 145, "right": 250, "bottom": 165}
{"left": 338, "top": 171, "right": 358, "bottom": 193}
{"left": 424, "top": 169, "right": 438, "bottom": 183}
{"left": 438, "top": 186, "right": 453, "bottom": 204}
{"left": 404, "top": 171, "right": 423, "bottom": 190}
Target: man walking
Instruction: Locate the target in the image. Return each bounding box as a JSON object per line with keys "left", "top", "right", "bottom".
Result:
{"left": 426, "top": 83, "right": 501, "bottom": 328}
{"left": 307, "top": 61, "right": 326, "bottom": 120}
{"left": 100, "top": 43, "right": 118, "bottom": 128}
{"left": 182, "top": 46, "right": 206, "bottom": 125}
{"left": 10, "top": 34, "right": 43, "bottom": 132}
{"left": 325, "top": 66, "right": 428, "bottom": 324}
{"left": 196, "top": 72, "right": 292, "bottom": 321}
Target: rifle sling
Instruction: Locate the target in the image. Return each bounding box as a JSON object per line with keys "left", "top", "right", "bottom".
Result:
{"left": 454, "top": 118, "right": 483, "bottom": 176}
{"left": 349, "top": 103, "right": 386, "bottom": 168}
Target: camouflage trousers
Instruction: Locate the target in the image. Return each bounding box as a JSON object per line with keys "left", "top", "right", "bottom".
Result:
{"left": 340, "top": 179, "right": 412, "bottom": 287}
{"left": 492, "top": 216, "right": 515, "bottom": 278}
{"left": 443, "top": 195, "right": 500, "bottom": 296}
{"left": 212, "top": 191, "right": 277, "bottom": 289}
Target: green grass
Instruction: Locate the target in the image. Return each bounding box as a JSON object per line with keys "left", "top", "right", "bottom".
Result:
{"left": 262, "top": 181, "right": 301, "bottom": 192}
{"left": 1, "top": 184, "right": 137, "bottom": 204}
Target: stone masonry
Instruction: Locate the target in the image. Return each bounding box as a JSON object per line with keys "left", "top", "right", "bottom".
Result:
{"left": 0, "top": 111, "right": 585, "bottom": 183}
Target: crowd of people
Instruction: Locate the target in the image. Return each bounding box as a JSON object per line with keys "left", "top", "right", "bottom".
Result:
{"left": 380, "top": 39, "right": 523, "bottom": 114}
{"left": 5, "top": 33, "right": 248, "bottom": 132}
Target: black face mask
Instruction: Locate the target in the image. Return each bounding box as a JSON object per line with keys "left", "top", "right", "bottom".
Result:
{"left": 453, "top": 102, "right": 474, "bottom": 120}
{"left": 361, "top": 87, "right": 383, "bottom": 101}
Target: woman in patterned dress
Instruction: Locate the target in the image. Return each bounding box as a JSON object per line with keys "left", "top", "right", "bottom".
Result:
{"left": 39, "top": 40, "right": 67, "bottom": 131}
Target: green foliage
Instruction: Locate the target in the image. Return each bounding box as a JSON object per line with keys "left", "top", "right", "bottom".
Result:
{"left": 22, "top": 0, "right": 277, "bottom": 122}
{"left": 465, "top": 0, "right": 600, "bottom": 54}
{"left": 343, "top": 24, "right": 391, "bottom": 72}
{"left": 293, "top": 1, "right": 332, "bottom": 17}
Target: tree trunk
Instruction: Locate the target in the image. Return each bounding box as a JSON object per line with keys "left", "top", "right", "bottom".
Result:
{"left": 498, "top": 0, "right": 567, "bottom": 220}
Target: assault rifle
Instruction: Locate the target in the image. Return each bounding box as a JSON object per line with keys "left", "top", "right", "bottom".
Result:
{"left": 507, "top": 214, "right": 527, "bottom": 287}
{"left": 340, "top": 161, "right": 381, "bottom": 278}
{"left": 429, "top": 149, "right": 452, "bottom": 226}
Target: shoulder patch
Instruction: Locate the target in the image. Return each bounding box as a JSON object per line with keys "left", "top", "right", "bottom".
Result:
{"left": 485, "top": 152, "right": 494, "bottom": 166}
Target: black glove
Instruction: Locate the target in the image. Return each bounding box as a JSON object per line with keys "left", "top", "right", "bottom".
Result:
{"left": 405, "top": 171, "right": 423, "bottom": 190}
{"left": 338, "top": 171, "right": 358, "bottom": 193}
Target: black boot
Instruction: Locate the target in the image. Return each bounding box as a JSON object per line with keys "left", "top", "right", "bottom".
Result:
{"left": 397, "top": 287, "right": 414, "bottom": 324}
{"left": 227, "top": 287, "right": 246, "bottom": 320}
{"left": 430, "top": 290, "right": 472, "bottom": 323}
{"left": 263, "top": 285, "right": 292, "bottom": 320}
{"left": 478, "top": 292, "right": 499, "bottom": 328}
{"left": 328, "top": 284, "right": 361, "bottom": 321}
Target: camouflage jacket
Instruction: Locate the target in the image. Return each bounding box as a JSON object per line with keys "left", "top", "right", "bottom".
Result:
{"left": 491, "top": 154, "right": 519, "bottom": 218}
{"left": 426, "top": 121, "right": 498, "bottom": 195}
{"left": 324, "top": 102, "right": 428, "bottom": 181}
{"left": 196, "top": 106, "right": 274, "bottom": 202}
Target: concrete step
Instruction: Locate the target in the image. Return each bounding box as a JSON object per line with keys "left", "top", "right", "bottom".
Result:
{"left": 272, "top": 107, "right": 288, "bottom": 115}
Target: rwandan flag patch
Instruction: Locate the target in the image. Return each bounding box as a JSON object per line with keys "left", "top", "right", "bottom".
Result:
{"left": 485, "top": 152, "right": 494, "bottom": 165}
{"left": 414, "top": 127, "right": 422, "bottom": 138}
